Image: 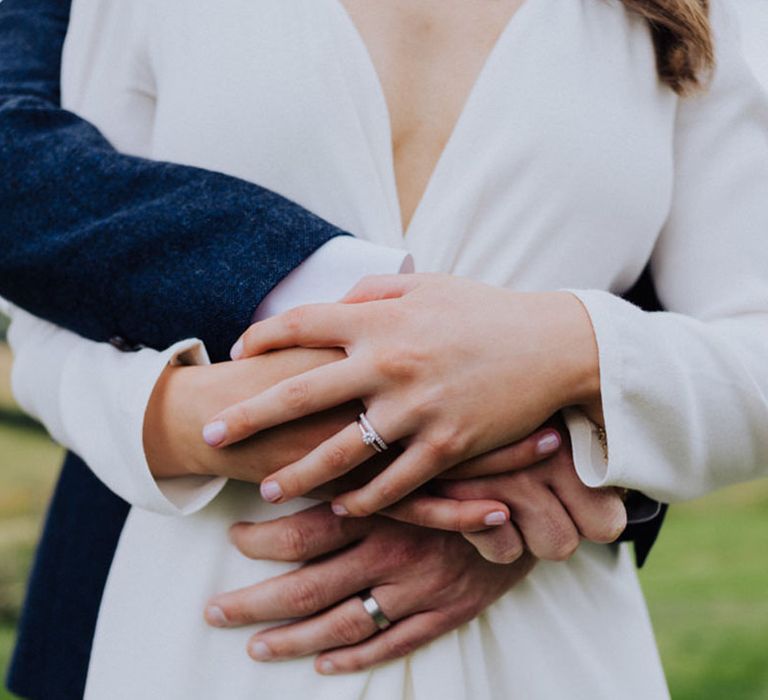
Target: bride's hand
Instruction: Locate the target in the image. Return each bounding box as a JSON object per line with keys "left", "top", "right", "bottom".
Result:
{"left": 203, "top": 273, "right": 602, "bottom": 516}
{"left": 204, "top": 505, "right": 536, "bottom": 674}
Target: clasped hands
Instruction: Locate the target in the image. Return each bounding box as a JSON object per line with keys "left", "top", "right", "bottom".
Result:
{"left": 146, "top": 273, "right": 624, "bottom": 673}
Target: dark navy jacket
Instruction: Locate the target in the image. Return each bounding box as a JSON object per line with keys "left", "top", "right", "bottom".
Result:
{"left": 0, "top": 1, "right": 665, "bottom": 697}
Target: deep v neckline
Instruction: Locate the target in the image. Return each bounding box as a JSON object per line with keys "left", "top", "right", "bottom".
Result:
{"left": 327, "top": 0, "right": 542, "bottom": 239}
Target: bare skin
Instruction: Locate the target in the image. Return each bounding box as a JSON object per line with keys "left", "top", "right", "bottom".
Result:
{"left": 144, "top": 0, "right": 624, "bottom": 670}
{"left": 341, "top": 0, "right": 525, "bottom": 231}
{"left": 144, "top": 348, "right": 610, "bottom": 540}
{"left": 144, "top": 348, "right": 353, "bottom": 482}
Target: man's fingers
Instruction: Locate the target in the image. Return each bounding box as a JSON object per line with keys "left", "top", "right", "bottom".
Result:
{"left": 443, "top": 428, "right": 561, "bottom": 480}
{"left": 440, "top": 477, "right": 581, "bottom": 562}
{"left": 205, "top": 547, "right": 377, "bottom": 627}
{"left": 462, "top": 522, "right": 526, "bottom": 564}
{"left": 341, "top": 273, "right": 420, "bottom": 303}
{"left": 382, "top": 494, "right": 509, "bottom": 533}
{"left": 246, "top": 586, "right": 404, "bottom": 662}
{"left": 203, "top": 359, "right": 373, "bottom": 447}
{"left": 552, "top": 482, "right": 627, "bottom": 544}
{"left": 229, "top": 504, "right": 373, "bottom": 562}
{"left": 316, "top": 609, "right": 456, "bottom": 674}
{"left": 511, "top": 487, "right": 581, "bottom": 561}
{"left": 230, "top": 303, "right": 360, "bottom": 360}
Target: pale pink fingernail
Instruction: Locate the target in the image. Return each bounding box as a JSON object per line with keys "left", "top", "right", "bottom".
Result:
{"left": 249, "top": 640, "right": 272, "bottom": 661}
{"left": 331, "top": 504, "right": 349, "bottom": 516}
{"left": 202, "top": 420, "right": 227, "bottom": 446}
{"left": 536, "top": 431, "right": 561, "bottom": 456}
{"left": 484, "top": 511, "right": 508, "bottom": 526}
{"left": 318, "top": 659, "right": 336, "bottom": 675}
{"left": 261, "top": 481, "right": 283, "bottom": 503}
{"left": 230, "top": 339, "right": 244, "bottom": 360}
{"left": 205, "top": 605, "right": 228, "bottom": 627}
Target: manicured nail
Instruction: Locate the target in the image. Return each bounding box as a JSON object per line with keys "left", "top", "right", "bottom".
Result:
{"left": 331, "top": 504, "right": 349, "bottom": 516}
{"left": 261, "top": 481, "right": 283, "bottom": 503}
{"left": 249, "top": 640, "right": 272, "bottom": 661}
{"left": 536, "top": 431, "right": 561, "bottom": 456}
{"left": 318, "top": 659, "right": 336, "bottom": 675}
{"left": 484, "top": 511, "right": 508, "bottom": 526}
{"left": 205, "top": 605, "right": 228, "bottom": 627}
{"left": 203, "top": 421, "right": 227, "bottom": 446}
{"left": 230, "top": 339, "right": 244, "bottom": 360}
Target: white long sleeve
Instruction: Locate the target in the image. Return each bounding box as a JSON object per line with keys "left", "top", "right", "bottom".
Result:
{"left": 7, "top": 306, "right": 222, "bottom": 514}
{"left": 3, "top": 239, "right": 410, "bottom": 516}
{"left": 565, "top": 2, "right": 768, "bottom": 502}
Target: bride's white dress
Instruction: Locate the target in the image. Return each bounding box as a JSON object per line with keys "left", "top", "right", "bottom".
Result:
{"left": 6, "top": 0, "right": 768, "bottom": 698}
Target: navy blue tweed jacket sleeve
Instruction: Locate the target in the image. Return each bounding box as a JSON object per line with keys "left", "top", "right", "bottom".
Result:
{"left": 0, "top": 0, "right": 348, "bottom": 362}
{"left": 0, "top": 2, "right": 350, "bottom": 698}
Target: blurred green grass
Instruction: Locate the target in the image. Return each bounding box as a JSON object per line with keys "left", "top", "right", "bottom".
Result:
{"left": 0, "top": 340, "right": 767, "bottom": 699}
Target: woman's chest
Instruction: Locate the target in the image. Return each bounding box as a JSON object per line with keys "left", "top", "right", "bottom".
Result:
{"left": 148, "top": 0, "right": 678, "bottom": 289}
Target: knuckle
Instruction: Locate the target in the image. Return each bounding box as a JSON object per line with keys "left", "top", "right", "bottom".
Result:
{"left": 229, "top": 403, "right": 254, "bottom": 432}
{"left": 324, "top": 443, "right": 350, "bottom": 472}
{"left": 282, "top": 307, "right": 307, "bottom": 334}
{"left": 283, "top": 579, "right": 323, "bottom": 615}
{"left": 383, "top": 637, "right": 416, "bottom": 660}
{"left": 279, "top": 524, "right": 310, "bottom": 561}
{"left": 547, "top": 527, "right": 580, "bottom": 562}
{"left": 330, "top": 613, "right": 367, "bottom": 645}
{"left": 489, "top": 540, "right": 524, "bottom": 565}
{"left": 578, "top": 494, "right": 627, "bottom": 544}
{"left": 373, "top": 348, "right": 416, "bottom": 380}
{"left": 283, "top": 380, "right": 311, "bottom": 411}
{"left": 423, "top": 429, "right": 466, "bottom": 462}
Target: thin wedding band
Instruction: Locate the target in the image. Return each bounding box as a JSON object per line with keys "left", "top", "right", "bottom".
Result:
{"left": 357, "top": 413, "right": 388, "bottom": 453}
{"left": 361, "top": 593, "right": 392, "bottom": 631}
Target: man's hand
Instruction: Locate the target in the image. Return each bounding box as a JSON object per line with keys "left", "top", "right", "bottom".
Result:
{"left": 204, "top": 504, "right": 536, "bottom": 674}
{"left": 383, "top": 418, "right": 626, "bottom": 563}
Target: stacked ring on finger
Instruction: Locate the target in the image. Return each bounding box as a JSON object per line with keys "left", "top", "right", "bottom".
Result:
{"left": 357, "top": 413, "right": 389, "bottom": 453}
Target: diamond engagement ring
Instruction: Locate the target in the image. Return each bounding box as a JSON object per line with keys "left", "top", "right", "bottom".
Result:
{"left": 357, "top": 413, "right": 388, "bottom": 453}
{"left": 361, "top": 593, "right": 392, "bottom": 631}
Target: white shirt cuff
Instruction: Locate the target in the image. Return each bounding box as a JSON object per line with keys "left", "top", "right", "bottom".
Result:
{"left": 254, "top": 236, "right": 413, "bottom": 321}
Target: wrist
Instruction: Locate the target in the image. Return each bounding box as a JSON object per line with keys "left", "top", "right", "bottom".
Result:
{"left": 550, "top": 292, "right": 602, "bottom": 414}
{"left": 144, "top": 364, "right": 206, "bottom": 479}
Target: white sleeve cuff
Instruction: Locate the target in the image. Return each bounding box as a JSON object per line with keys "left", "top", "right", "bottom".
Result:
{"left": 562, "top": 406, "right": 610, "bottom": 487}
{"left": 8, "top": 307, "right": 226, "bottom": 516}
{"left": 254, "top": 236, "right": 414, "bottom": 321}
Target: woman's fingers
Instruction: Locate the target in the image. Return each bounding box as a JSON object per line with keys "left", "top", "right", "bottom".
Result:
{"left": 443, "top": 428, "right": 562, "bottom": 480}
{"left": 316, "top": 609, "right": 456, "bottom": 674}
{"left": 382, "top": 494, "right": 509, "bottom": 533}
{"left": 231, "top": 303, "right": 360, "bottom": 360}
{"left": 228, "top": 504, "right": 373, "bottom": 562}
{"left": 341, "top": 273, "right": 421, "bottom": 304}
{"left": 246, "top": 585, "right": 403, "bottom": 662}
{"left": 333, "top": 441, "right": 451, "bottom": 517}
{"left": 258, "top": 423, "right": 379, "bottom": 503}
{"left": 202, "top": 359, "right": 374, "bottom": 447}
{"left": 462, "top": 522, "right": 526, "bottom": 564}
